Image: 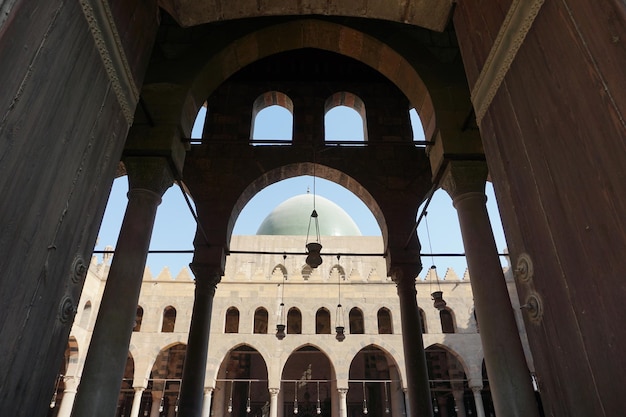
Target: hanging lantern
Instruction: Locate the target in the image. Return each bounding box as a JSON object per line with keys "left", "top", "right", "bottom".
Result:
{"left": 335, "top": 255, "right": 345, "bottom": 341}
{"left": 227, "top": 381, "right": 233, "bottom": 413}
{"left": 276, "top": 301, "right": 286, "bottom": 340}
{"left": 335, "top": 303, "right": 345, "bottom": 342}
{"left": 293, "top": 382, "right": 299, "bottom": 414}
{"left": 431, "top": 290, "right": 447, "bottom": 310}
{"left": 316, "top": 382, "right": 322, "bottom": 415}
{"left": 305, "top": 241, "right": 323, "bottom": 269}
{"left": 276, "top": 259, "right": 287, "bottom": 340}
{"left": 362, "top": 382, "right": 368, "bottom": 415}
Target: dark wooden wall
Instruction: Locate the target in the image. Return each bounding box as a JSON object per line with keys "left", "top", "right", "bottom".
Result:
{"left": 0, "top": 1, "right": 158, "bottom": 416}
{"left": 454, "top": 1, "right": 626, "bottom": 416}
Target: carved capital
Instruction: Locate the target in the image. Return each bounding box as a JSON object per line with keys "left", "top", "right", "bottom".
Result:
{"left": 124, "top": 156, "right": 174, "bottom": 197}
{"left": 269, "top": 388, "right": 280, "bottom": 397}
{"left": 389, "top": 263, "right": 421, "bottom": 287}
{"left": 440, "top": 161, "right": 488, "bottom": 201}
{"left": 190, "top": 262, "right": 223, "bottom": 289}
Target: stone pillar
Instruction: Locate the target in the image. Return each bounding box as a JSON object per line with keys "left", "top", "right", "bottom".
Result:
{"left": 151, "top": 391, "right": 163, "bottom": 417}
{"left": 269, "top": 388, "right": 279, "bottom": 417}
{"left": 470, "top": 386, "right": 486, "bottom": 417}
{"left": 391, "top": 263, "right": 433, "bottom": 417}
{"left": 177, "top": 263, "right": 223, "bottom": 417}
{"left": 338, "top": 388, "right": 348, "bottom": 417}
{"left": 201, "top": 388, "right": 213, "bottom": 417}
{"left": 57, "top": 377, "right": 79, "bottom": 417}
{"left": 441, "top": 161, "right": 539, "bottom": 417}
{"left": 453, "top": 389, "right": 467, "bottom": 417}
{"left": 72, "top": 157, "right": 173, "bottom": 417}
{"left": 403, "top": 388, "right": 410, "bottom": 417}
{"left": 130, "top": 387, "right": 146, "bottom": 417}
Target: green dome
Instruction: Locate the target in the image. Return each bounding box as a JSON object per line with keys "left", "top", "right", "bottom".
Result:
{"left": 256, "top": 194, "right": 362, "bottom": 236}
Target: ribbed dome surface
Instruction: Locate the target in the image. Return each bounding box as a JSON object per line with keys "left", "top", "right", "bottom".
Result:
{"left": 256, "top": 194, "right": 362, "bottom": 236}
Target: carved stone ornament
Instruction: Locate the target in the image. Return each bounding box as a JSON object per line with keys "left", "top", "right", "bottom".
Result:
{"left": 440, "top": 161, "right": 489, "bottom": 200}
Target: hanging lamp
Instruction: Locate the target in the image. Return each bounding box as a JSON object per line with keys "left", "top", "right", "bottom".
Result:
{"left": 424, "top": 211, "right": 447, "bottom": 310}
{"left": 276, "top": 255, "right": 287, "bottom": 340}
{"left": 305, "top": 161, "right": 322, "bottom": 268}
{"left": 362, "top": 382, "right": 368, "bottom": 414}
{"left": 227, "top": 380, "right": 233, "bottom": 413}
{"left": 246, "top": 380, "right": 252, "bottom": 413}
{"left": 335, "top": 255, "right": 346, "bottom": 341}
{"left": 316, "top": 381, "right": 322, "bottom": 415}
{"left": 293, "top": 381, "right": 299, "bottom": 414}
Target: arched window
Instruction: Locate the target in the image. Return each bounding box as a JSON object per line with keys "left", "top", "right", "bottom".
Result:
{"left": 419, "top": 308, "right": 428, "bottom": 333}
{"left": 225, "top": 307, "right": 240, "bottom": 333}
{"left": 316, "top": 308, "right": 331, "bottom": 334}
{"left": 349, "top": 307, "right": 364, "bottom": 334}
{"left": 161, "top": 306, "right": 176, "bottom": 333}
{"left": 409, "top": 108, "right": 426, "bottom": 143}
{"left": 324, "top": 92, "right": 367, "bottom": 142}
{"left": 377, "top": 307, "right": 393, "bottom": 334}
{"left": 133, "top": 306, "right": 143, "bottom": 332}
{"left": 254, "top": 308, "right": 268, "bottom": 334}
{"left": 440, "top": 309, "right": 455, "bottom": 333}
{"left": 191, "top": 103, "right": 207, "bottom": 138}
{"left": 251, "top": 92, "right": 293, "bottom": 143}
{"left": 287, "top": 308, "right": 302, "bottom": 334}
{"left": 79, "top": 301, "right": 92, "bottom": 328}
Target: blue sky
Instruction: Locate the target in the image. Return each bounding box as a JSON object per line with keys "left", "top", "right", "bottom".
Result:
{"left": 94, "top": 107, "right": 507, "bottom": 277}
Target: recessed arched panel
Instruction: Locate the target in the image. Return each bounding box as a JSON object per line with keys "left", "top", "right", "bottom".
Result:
{"left": 377, "top": 308, "right": 393, "bottom": 334}
{"left": 254, "top": 307, "right": 269, "bottom": 334}
{"left": 349, "top": 307, "right": 364, "bottom": 335}
{"left": 133, "top": 306, "right": 143, "bottom": 332}
{"left": 316, "top": 308, "right": 331, "bottom": 334}
{"left": 225, "top": 307, "right": 240, "bottom": 333}
{"left": 287, "top": 308, "right": 302, "bottom": 334}
{"left": 161, "top": 306, "right": 177, "bottom": 333}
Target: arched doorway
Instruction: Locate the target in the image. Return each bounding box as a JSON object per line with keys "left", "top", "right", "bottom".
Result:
{"left": 214, "top": 345, "right": 269, "bottom": 417}
{"left": 147, "top": 344, "right": 187, "bottom": 417}
{"left": 348, "top": 345, "right": 402, "bottom": 416}
{"left": 281, "top": 346, "right": 334, "bottom": 417}
{"left": 425, "top": 345, "right": 476, "bottom": 417}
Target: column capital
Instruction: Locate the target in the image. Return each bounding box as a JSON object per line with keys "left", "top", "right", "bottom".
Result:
{"left": 204, "top": 387, "right": 214, "bottom": 395}
{"left": 124, "top": 156, "right": 174, "bottom": 197}
{"left": 190, "top": 262, "right": 223, "bottom": 288}
{"left": 440, "top": 160, "right": 488, "bottom": 201}
{"left": 389, "top": 262, "right": 422, "bottom": 286}
{"left": 470, "top": 385, "right": 483, "bottom": 394}
{"left": 269, "top": 388, "right": 280, "bottom": 396}
{"left": 337, "top": 388, "right": 349, "bottom": 395}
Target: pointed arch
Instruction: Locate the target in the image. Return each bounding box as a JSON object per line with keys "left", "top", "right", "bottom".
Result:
{"left": 254, "top": 307, "right": 269, "bottom": 334}
{"left": 349, "top": 307, "right": 364, "bottom": 334}
{"left": 225, "top": 307, "right": 240, "bottom": 333}
{"left": 133, "top": 306, "right": 143, "bottom": 332}
{"left": 377, "top": 307, "right": 393, "bottom": 334}
{"left": 316, "top": 308, "right": 331, "bottom": 334}
{"left": 287, "top": 307, "right": 302, "bottom": 334}
{"left": 324, "top": 92, "right": 367, "bottom": 142}
{"left": 251, "top": 91, "right": 293, "bottom": 142}
{"left": 440, "top": 308, "right": 456, "bottom": 334}
{"left": 161, "top": 306, "right": 177, "bottom": 333}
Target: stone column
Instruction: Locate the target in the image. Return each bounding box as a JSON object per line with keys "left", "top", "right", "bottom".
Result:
{"left": 441, "top": 161, "right": 539, "bottom": 417}
{"left": 57, "top": 377, "right": 79, "bottom": 417}
{"left": 72, "top": 157, "right": 173, "bottom": 417}
{"left": 403, "top": 388, "right": 410, "bottom": 417}
{"left": 470, "top": 386, "right": 486, "bottom": 417}
{"left": 130, "top": 387, "right": 146, "bottom": 417}
{"left": 177, "top": 263, "right": 223, "bottom": 417}
{"left": 201, "top": 388, "right": 213, "bottom": 417}
{"left": 391, "top": 263, "right": 433, "bottom": 417}
{"left": 151, "top": 391, "right": 163, "bottom": 417}
{"left": 453, "top": 389, "right": 467, "bottom": 417}
{"left": 338, "top": 388, "right": 348, "bottom": 417}
{"left": 269, "top": 388, "right": 279, "bottom": 417}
